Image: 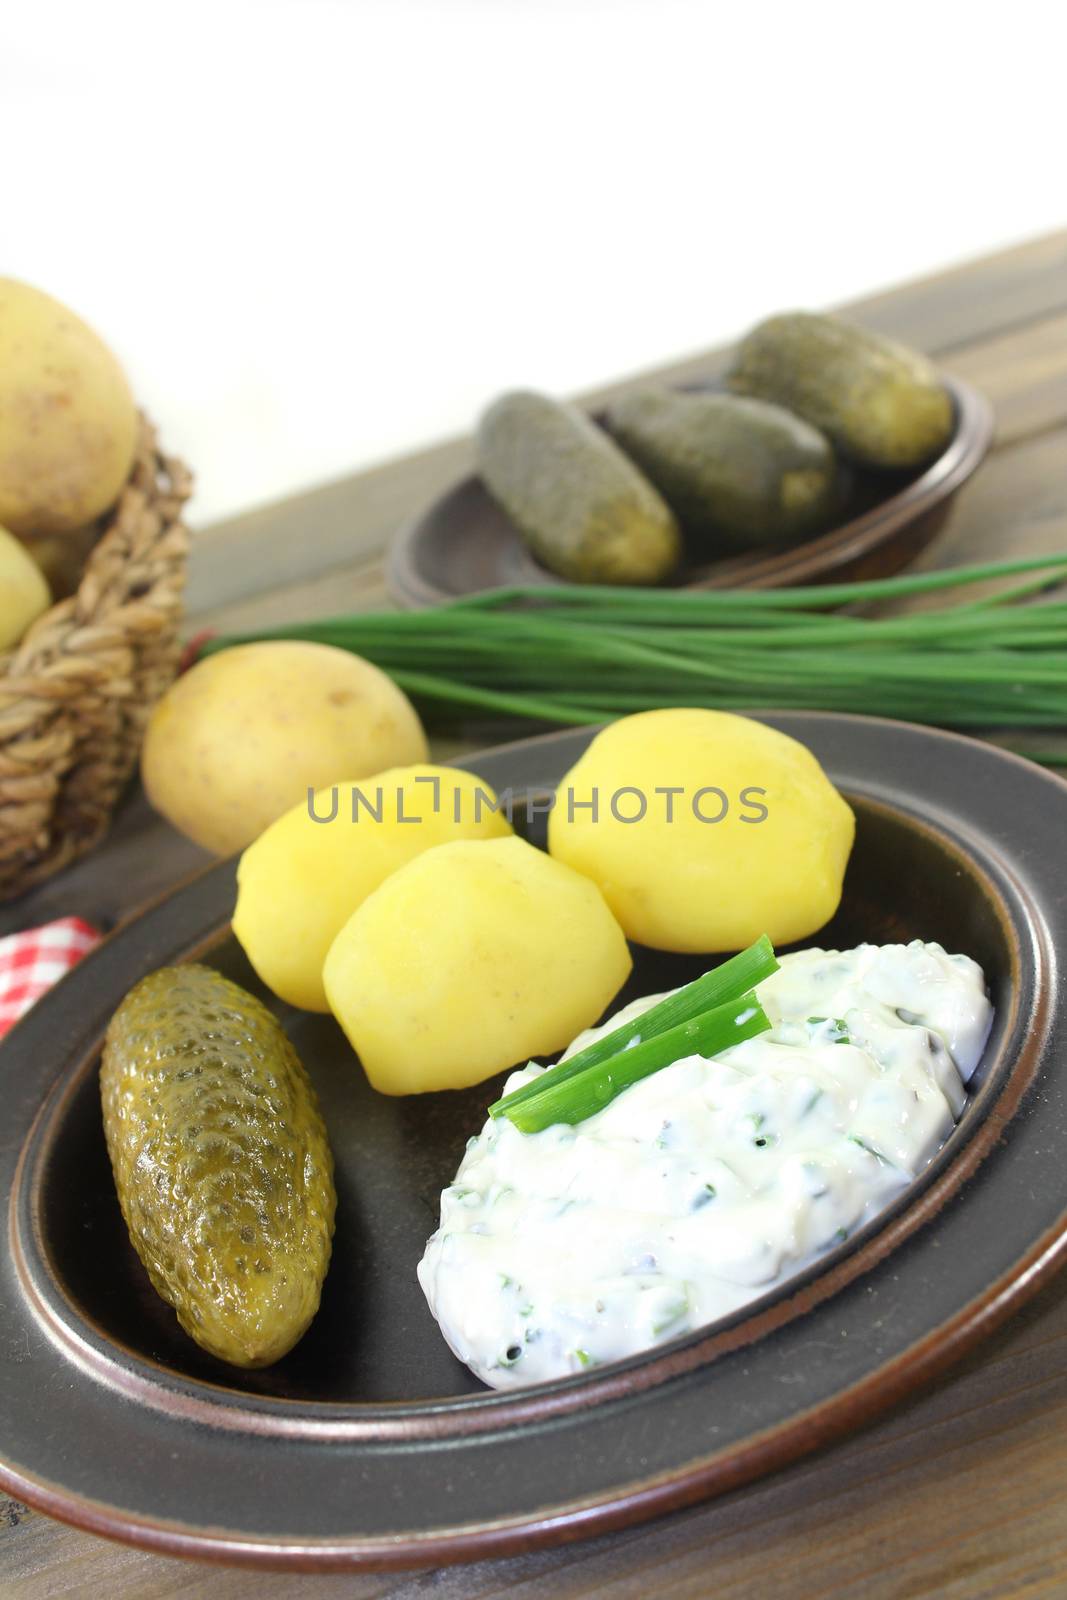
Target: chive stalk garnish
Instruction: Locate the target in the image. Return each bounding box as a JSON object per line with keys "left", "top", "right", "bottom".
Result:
{"left": 489, "top": 934, "right": 778, "bottom": 1122}
{"left": 496, "top": 992, "right": 770, "bottom": 1134}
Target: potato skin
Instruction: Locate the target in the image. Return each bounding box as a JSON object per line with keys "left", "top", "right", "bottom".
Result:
{"left": 547, "top": 708, "right": 854, "bottom": 953}
{"left": 0, "top": 278, "right": 138, "bottom": 536}
{"left": 323, "top": 834, "right": 633, "bottom": 1094}
{"left": 234, "top": 764, "right": 513, "bottom": 1012}
{"left": 0, "top": 523, "right": 51, "bottom": 649}
{"left": 142, "top": 642, "right": 429, "bottom": 856}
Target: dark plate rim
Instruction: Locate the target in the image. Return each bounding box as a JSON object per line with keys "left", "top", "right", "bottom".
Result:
{"left": 1, "top": 712, "right": 1065, "bottom": 1571}
{"left": 387, "top": 375, "right": 994, "bottom": 608}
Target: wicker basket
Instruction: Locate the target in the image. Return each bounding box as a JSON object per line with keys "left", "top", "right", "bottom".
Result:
{"left": 0, "top": 418, "right": 192, "bottom": 901}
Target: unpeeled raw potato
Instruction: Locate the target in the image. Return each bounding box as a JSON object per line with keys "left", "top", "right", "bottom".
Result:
{"left": 548, "top": 708, "right": 855, "bottom": 952}
{"left": 0, "top": 278, "right": 139, "bottom": 536}
{"left": 323, "top": 834, "right": 633, "bottom": 1094}
{"left": 0, "top": 524, "right": 51, "bottom": 650}
{"left": 234, "top": 764, "right": 514, "bottom": 1012}
{"left": 142, "top": 642, "right": 429, "bottom": 856}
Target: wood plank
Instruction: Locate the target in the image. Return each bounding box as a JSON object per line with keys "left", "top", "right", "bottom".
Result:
{"left": 902, "top": 423, "right": 1067, "bottom": 591}
{"left": 944, "top": 311, "right": 1067, "bottom": 449}
{"left": 7, "top": 1270, "right": 1067, "bottom": 1598}
{"left": 193, "top": 549, "right": 392, "bottom": 636}
{"left": 184, "top": 434, "right": 473, "bottom": 619}
{"left": 834, "top": 228, "right": 1067, "bottom": 356}
{"left": 184, "top": 231, "right": 1067, "bottom": 621}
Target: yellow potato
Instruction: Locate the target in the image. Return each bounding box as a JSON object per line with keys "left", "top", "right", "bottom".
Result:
{"left": 548, "top": 708, "right": 854, "bottom": 952}
{"left": 234, "top": 764, "right": 514, "bottom": 1012}
{"left": 324, "top": 834, "right": 632, "bottom": 1094}
{"left": 0, "top": 278, "right": 138, "bottom": 536}
{"left": 142, "top": 642, "right": 429, "bottom": 856}
{"left": 0, "top": 523, "right": 51, "bottom": 649}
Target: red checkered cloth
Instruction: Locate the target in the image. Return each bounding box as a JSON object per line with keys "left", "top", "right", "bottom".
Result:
{"left": 0, "top": 917, "right": 102, "bottom": 1037}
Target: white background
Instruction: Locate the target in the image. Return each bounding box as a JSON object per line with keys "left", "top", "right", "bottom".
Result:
{"left": 3, "top": 0, "right": 1064, "bottom": 528}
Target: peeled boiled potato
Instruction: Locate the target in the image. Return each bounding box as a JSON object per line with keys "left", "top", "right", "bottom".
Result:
{"left": 324, "top": 834, "right": 633, "bottom": 1094}
{"left": 234, "top": 764, "right": 514, "bottom": 1012}
{"left": 548, "top": 708, "right": 854, "bottom": 952}
{"left": 0, "top": 523, "right": 51, "bottom": 649}
{"left": 142, "top": 642, "right": 429, "bottom": 856}
{"left": 0, "top": 278, "right": 138, "bottom": 536}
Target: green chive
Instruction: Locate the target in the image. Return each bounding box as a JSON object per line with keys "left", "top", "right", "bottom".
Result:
{"left": 498, "top": 993, "right": 770, "bottom": 1134}
{"left": 489, "top": 934, "right": 778, "bottom": 1120}
{"left": 197, "top": 551, "right": 1067, "bottom": 762}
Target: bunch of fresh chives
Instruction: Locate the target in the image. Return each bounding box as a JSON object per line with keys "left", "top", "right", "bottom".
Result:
{"left": 200, "top": 552, "right": 1067, "bottom": 754}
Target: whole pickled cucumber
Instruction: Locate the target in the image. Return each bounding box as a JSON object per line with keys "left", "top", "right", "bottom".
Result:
{"left": 727, "top": 312, "right": 954, "bottom": 470}
{"left": 477, "top": 390, "right": 681, "bottom": 584}
{"left": 101, "top": 964, "right": 336, "bottom": 1368}
{"left": 603, "top": 388, "right": 835, "bottom": 547}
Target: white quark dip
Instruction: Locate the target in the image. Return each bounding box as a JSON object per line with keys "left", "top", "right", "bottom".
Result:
{"left": 417, "top": 941, "right": 993, "bottom": 1389}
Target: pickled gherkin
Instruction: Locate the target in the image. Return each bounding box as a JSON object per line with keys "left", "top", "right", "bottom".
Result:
{"left": 477, "top": 390, "right": 681, "bottom": 585}
{"left": 603, "top": 388, "right": 835, "bottom": 546}
{"left": 101, "top": 964, "right": 336, "bottom": 1368}
{"left": 727, "top": 312, "right": 954, "bottom": 470}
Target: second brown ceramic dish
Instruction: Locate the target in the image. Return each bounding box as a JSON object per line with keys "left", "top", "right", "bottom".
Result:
{"left": 0, "top": 713, "right": 1064, "bottom": 1569}
{"left": 388, "top": 375, "right": 993, "bottom": 607}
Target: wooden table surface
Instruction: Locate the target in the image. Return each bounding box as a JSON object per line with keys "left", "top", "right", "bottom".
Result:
{"left": 4, "top": 230, "right": 1067, "bottom": 1598}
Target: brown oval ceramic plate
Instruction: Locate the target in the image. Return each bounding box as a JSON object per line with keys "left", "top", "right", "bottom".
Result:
{"left": 1, "top": 713, "right": 1064, "bottom": 1571}
{"left": 388, "top": 376, "right": 993, "bottom": 607}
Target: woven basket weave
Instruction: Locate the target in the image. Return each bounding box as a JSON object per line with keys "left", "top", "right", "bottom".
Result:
{"left": 0, "top": 417, "right": 192, "bottom": 901}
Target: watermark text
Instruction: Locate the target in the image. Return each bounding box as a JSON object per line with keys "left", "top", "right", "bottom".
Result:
{"left": 307, "top": 782, "right": 770, "bottom": 826}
